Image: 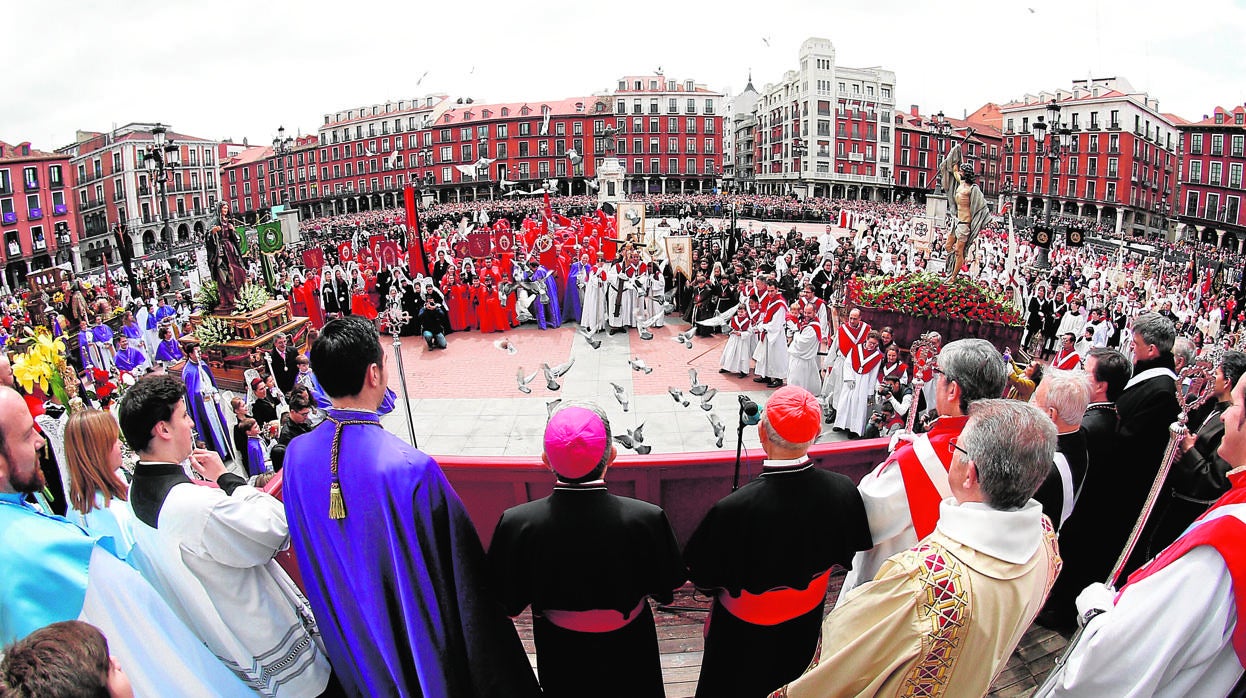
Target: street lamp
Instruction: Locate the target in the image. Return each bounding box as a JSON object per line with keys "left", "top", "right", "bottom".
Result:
{"left": 1030, "top": 99, "right": 1072, "bottom": 268}
{"left": 272, "top": 125, "right": 295, "bottom": 155}
{"left": 927, "top": 111, "right": 952, "bottom": 195}
{"left": 791, "top": 138, "right": 808, "bottom": 199}
{"left": 143, "top": 124, "right": 181, "bottom": 249}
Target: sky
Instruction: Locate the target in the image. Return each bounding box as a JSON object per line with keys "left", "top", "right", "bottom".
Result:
{"left": 8, "top": 0, "right": 1246, "bottom": 151}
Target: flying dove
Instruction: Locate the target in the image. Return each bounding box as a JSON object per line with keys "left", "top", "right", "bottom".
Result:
{"left": 629, "top": 357, "right": 654, "bottom": 374}
{"left": 516, "top": 367, "right": 539, "bottom": 394}
{"left": 688, "top": 368, "right": 708, "bottom": 396}
{"left": 668, "top": 387, "right": 690, "bottom": 407}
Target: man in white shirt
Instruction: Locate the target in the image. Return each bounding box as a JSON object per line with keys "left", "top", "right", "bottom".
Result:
{"left": 118, "top": 374, "right": 332, "bottom": 697}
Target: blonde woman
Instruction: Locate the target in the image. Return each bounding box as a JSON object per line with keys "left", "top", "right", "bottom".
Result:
{"left": 64, "top": 409, "right": 135, "bottom": 559}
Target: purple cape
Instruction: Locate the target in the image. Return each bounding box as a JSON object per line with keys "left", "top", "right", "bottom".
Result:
{"left": 561, "top": 261, "right": 588, "bottom": 324}
{"left": 114, "top": 347, "right": 146, "bottom": 373}
{"left": 181, "top": 360, "right": 232, "bottom": 461}
{"left": 154, "top": 339, "right": 183, "bottom": 362}
{"left": 246, "top": 437, "right": 266, "bottom": 476}
{"left": 282, "top": 410, "right": 540, "bottom": 697}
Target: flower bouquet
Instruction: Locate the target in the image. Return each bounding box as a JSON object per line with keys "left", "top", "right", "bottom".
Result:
{"left": 855, "top": 272, "right": 1023, "bottom": 326}
{"left": 11, "top": 327, "right": 76, "bottom": 407}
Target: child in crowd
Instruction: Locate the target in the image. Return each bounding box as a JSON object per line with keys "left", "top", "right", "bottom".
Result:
{"left": 0, "top": 620, "right": 133, "bottom": 698}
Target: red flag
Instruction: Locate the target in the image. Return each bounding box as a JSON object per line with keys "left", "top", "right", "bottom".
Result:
{"left": 302, "top": 248, "right": 325, "bottom": 270}
{"left": 404, "top": 186, "right": 428, "bottom": 277}
{"left": 338, "top": 241, "right": 354, "bottom": 263}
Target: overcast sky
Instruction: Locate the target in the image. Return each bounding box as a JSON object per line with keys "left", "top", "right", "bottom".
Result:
{"left": 8, "top": 0, "right": 1245, "bottom": 151}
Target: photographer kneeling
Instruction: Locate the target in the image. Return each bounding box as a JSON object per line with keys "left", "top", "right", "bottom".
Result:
{"left": 863, "top": 374, "right": 911, "bottom": 439}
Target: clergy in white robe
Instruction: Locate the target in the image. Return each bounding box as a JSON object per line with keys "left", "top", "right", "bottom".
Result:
{"left": 720, "top": 306, "right": 755, "bottom": 376}
{"left": 787, "top": 308, "right": 823, "bottom": 396}
{"left": 833, "top": 333, "right": 883, "bottom": 436}
{"left": 1035, "top": 379, "right": 1246, "bottom": 698}
{"left": 580, "top": 261, "right": 607, "bottom": 334}
{"left": 605, "top": 261, "right": 634, "bottom": 333}
{"left": 773, "top": 400, "right": 1061, "bottom": 698}
{"left": 751, "top": 281, "right": 790, "bottom": 387}
{"left": 821, "top": 308, "right": 871, "bottom": 409}
{"left": 119, "top": 374, "right": 332, "bottom": 697}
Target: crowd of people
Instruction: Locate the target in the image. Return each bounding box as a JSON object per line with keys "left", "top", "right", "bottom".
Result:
{"left": 1, "top": 191, "right": 1246, "bottom": 696}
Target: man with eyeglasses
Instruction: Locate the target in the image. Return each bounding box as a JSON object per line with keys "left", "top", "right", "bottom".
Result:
{"left": 838, "top": 338, "right": 1008, "bottom": 600}
{"left": 277, "top": 390, "right": 314, "bottom": 447}
{"left": 773, "top": 399, "right": 1061, "bottom": 697}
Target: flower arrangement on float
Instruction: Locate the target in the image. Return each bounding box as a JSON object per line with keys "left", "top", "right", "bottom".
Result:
{"left": 11, "top": 327, "right": 77, "bottom": 407}
{"left": 854, "top": 272, "right": 1023, "bottom": 327}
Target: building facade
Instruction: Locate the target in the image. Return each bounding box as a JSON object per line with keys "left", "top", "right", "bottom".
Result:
{"left": 0, "top": 141, "right": 78, "bottom": 287}
{"left": 61, "top": 124, "right": 222, "bottom": 265}
{"left": 998, "top": 77, "right": 1180, "bottom": 239}
{"left": 728, "top": 76, "right": 761, "bottom": 192}
{"left": 1176, "top": 105, "right": 1246, "bottom": 251}
{"left": 752, "top": 37, "right": 896, "bottom": 201}
{"left": 611, "top": 73, "right": 726, "bottom": 195}
{"left": 891, "top": 106, "right": 1003, "bottom": 204}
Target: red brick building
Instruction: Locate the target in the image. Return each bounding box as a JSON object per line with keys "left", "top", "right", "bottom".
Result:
{"left": 0, "top": 140, "right": 78, "bottom": 287}
{"left": 60, "top": 123, "right": 222, "bottom": 263}
{"left": 611, "top": 73, "right": 726, "bottom": 195}
{"left": 891, "top": 106, "right": 1003, "bottom": 203}
{"left": 998, "top": 78, "right": 1181, "bottom": 239}
{"left": 1176, "top": 105, "right": 1246, "bottom": 251}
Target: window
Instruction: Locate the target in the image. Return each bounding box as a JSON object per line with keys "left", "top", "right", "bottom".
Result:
{"left": 440, "top": 146, "right": 452, "bottom": 161}
{"left": 687, "top": 99, "right": 697, "bottom": 114}
{"left": 23, "top": 167, "right": 38, "bottom": 190}
{"left": 1068, "top": 157, "right": 1078, "bottom": 175}
{"left": 1087, "top": 157, "right": 1098, "bottom": 177}
{"left": 1086, "top": 180, "right": 1096, "bottom": 200}
{"left": 1212, "top": 134, "right": 1225, "bottom": 156}
{"left": 461, "top": 144, "right": 473, "bottom": 161}
{"left": 26, "top": 193, "right": 40, "bottom": 218}
{"left": 1231, "top": 163, "right": 1243, "bottom": 189}
{"left": 442, "top": 167, "right": 453, "bottom": 182}
{"left": 1188, "top": 160, "right": 1202, "bottom": 183}
{"left": 1110, "top": 110, "right": 1120, "bottom": 129}
{"left": 1211, "top": 161, "right": 1223, "bottom": 186}
{"left": 1234, "top": 135, "right": 1245, "bottom": 157}
{"left": 1108, "top": 157, "right": 1119, "bottom": 178}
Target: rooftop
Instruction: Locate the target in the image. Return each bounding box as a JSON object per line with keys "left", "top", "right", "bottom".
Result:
{"left": 0, "top": 141, "right": 66, "bottom": 163}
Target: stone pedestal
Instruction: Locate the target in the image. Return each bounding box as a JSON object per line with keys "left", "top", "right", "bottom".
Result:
{"left": 925, "top": 195, "right": 949, "bottom": 231}
{"left": 597, "top": 157, "right": 625, "bottom": 206}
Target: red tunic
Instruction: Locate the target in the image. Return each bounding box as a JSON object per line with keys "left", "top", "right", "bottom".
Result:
{"left": 474, "top": 285, "right": 507, "bottom": 333}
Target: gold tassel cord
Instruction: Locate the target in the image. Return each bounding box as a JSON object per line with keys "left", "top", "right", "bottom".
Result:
{"left": 325, "top": 416, "right": 380, "bottom": 520}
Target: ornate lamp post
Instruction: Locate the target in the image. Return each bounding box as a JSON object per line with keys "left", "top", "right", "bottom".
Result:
{"left": 142, "top": 124, "right": 181, "bottom": 250}
{"left": 1030, "top": 99, "right": 1072, "bottom": 268}
{"left": 927, "top": 111, "right": 952, "bottom": 195}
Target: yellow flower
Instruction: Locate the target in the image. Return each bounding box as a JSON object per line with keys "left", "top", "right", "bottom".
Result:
{"left": 12, "top": 353, "right": 50, "bottom": 394}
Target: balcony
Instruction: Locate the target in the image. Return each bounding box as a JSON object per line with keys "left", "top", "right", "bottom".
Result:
{"left": 27, "top": 208, "right": 43, "bottom": 221}
{"left": 138, "top": 186, "right": 152, "bottom": 196}
{"left": 80, "top": 197, "right": 103, "bottom": 211}
{"left": 1, "top": 212, "right": 15, "bottom": 225}
{"left": 53, "top": 204, "right": 68, "bottom": 216}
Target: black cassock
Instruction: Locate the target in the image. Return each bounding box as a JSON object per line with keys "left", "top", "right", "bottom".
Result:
{"left": 684, "top": 462, "right": 872, "bottom": 698}
{"left": 488, "top": 485, "right": 685, "bottom": 698}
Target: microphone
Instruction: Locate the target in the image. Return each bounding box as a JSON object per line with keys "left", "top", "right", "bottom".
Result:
{"left": 738, "top": 394, "right": 761, "bottom": 426}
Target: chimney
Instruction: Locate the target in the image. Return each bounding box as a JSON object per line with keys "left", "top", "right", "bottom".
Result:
{"left": 910, "top": 105, "right": 920, "bottom": 117}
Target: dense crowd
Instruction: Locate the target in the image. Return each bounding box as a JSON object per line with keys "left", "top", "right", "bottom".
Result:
{"left": 1, "top": 193, "right": 1245, "bottom": 697}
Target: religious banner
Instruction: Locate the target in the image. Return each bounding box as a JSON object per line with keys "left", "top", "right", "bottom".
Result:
{"left": 368, "top": 234, "right": 386, "bottom": 260}
{"left": 338, "top": 241, "right": 354, "bottom": 262}
{"left": 467, "top": 230, "right": 491, "bottom": 258}
{"left": 616, "top": 201, "right": 647, "bottom": 247}
{"left": 301, "top": 248, "right": 325, "bottom": 270}
{"left": 493, "top": 228, "right": 514, "bottom": 254}
{"left": 256, "top": 221, "right": 284, "bottom": 253}
{"left": 665, "top": 235, "right": 693, "bottom": 282}
{"left": 451, "top": 236, "right": 470, "bottom": 258}
{"left": 375, "top": 241, "right": 402, "bottom": 270}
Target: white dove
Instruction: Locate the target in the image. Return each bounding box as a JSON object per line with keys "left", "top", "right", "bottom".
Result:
{"left": 708, "top": 413, "right": 726, "bottom": 448}
{"left": 629, "top": 357, "right": 654, "bottom": 374}
{"left": 516, "top": 367, "right": 539, "bottom": 394}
